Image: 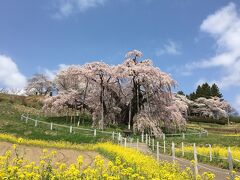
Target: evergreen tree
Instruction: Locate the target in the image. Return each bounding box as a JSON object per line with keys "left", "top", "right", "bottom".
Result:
{"left": 211, "top": 83, "right": 223, "bottom": 98}
{"left": 187, "top": 82, "right": 223, "bottom": 100}
{"left": 177, "top": 91, "right": 185, "bottom": 96}
{"left": 189, "top": 92, "right": 196, "bottom": 100}
{"left": 201, "top": 83, "right": 211, "bottom": 98}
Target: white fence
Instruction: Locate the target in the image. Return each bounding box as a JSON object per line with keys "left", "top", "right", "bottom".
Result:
{"left": 20, "top": 114, "right": 239, "bottom": 179}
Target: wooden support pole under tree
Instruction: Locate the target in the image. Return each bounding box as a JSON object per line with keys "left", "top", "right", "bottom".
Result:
{"left": 145, "top": 134, "right": 148, "bottom": 145}
{"left": 35, "top": 120, "right": 38, "bottom": 127}
{"left": 164, "top": 140, "right": 166, "bottom": 154}
{"left": 141, "top": 132, "right": 144, "bottom": 142}
{"left": 124, "top": 138, "right": 127, "bottom": 148}
{"left": 70, "top": 126, "right": 73, "bottom": 133}
{"left": 128, "top": 101, "right": 131, "bottom": 130}
{"left": 193, "top": 143, "right": 198, "bottom": 179}
{"left": 152, "top": 138, "right": 155, "bottom": 151}
{"left": 172, "top": 142, "right": 175, "bottom": 163}
{"left": 157, "top": 141, "right": 159, "bottom": 162}
{"left": 94, "top": 129, "right": 97, "bottom": 137}
{"left": 148, "top": 136, "right": 151, "bottom": 147}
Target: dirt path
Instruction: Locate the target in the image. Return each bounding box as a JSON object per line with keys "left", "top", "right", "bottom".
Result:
{"left": 0, "top": 141, "right": 103, "bottom": 168}
{"left": 128, "top": 142, "right": 240, "bottom": 180}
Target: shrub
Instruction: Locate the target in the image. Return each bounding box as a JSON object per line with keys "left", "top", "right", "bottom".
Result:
{"left": 187, "top": 116, "right": 227, "bottom": 125}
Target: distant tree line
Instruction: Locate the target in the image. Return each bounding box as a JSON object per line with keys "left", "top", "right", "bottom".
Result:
{"left": 177, "top": 83, "right": 222, "bottom": 100}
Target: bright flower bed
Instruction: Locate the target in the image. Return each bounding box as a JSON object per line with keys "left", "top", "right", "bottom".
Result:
{"left": 0, "top": 134, "right": 216, "bottom": 180}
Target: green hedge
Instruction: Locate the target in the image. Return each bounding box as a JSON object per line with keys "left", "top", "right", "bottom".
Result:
{"left": 230, "top": 116, "right": 240, "bottom": 123}
{"left": 187, "top": 116, "right": 227, "bottom": 125}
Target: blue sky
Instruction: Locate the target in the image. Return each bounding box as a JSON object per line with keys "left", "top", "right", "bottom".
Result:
{"left": 0, "top": 0, "right": 240, "bottom": 112}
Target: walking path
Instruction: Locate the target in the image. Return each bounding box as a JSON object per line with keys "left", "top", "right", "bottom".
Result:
{"left": 128, "top": 142, "right": 240, "bottom": 180}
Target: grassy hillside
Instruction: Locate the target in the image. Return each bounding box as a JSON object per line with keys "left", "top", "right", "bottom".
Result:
{"left": 1, "top": 93, "right": 240, "bottom": 147}
{"left": 0, "top": 93, "right": 113, "bottom": 143}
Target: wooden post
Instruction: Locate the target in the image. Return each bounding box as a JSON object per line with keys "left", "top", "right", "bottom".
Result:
{"left": 25, "top": 116, "right": 28, "bottom": 123}
{"left": 182, "top": 142, "right": 184, "bottom": 157}
{"left": 145, "top": 134, "right": 148, "bottom": 145}
{"left": 70, "top": 126, "right": 73, "bottom": 133}
{"left": 94, "top": 129, "right": 97, "bottom": 137}
{"left": 148, "top": 136, "right": 151, "bottom": 147}
{"left": 228, "top": 147, "right": 234, "bottom": 180}
{"left": 118, "top": 133, "right": 121, "bottom": 141}
{"left": 152, "top": 138, "right": 155, "bottom": 151}
{"left": 209, "top": 144, "right": 212, "bottom": 162}
{"left": 112, "top": 132, "right": 115, "bottom": 140}
{"left": 193, "top": 143, "right": 198, "bottom": 179}
{"left": 124, "top": 138, "right": 127, "bottom": 148}
{"left": 163, "top": 133, "right": 165, "bottom": 141}
{"left": 137, "top": 139, "right": 139, "bottom": 151}
{"left": 157, "top": 141, "right": 159, "bottom": 162}
{"left": 77, "top": 121, "right": 80, "bottom": 127}
{"left": 35, "top": 120, "right": 38, "bottom": 127}
{"left": 164, "top": 140, "right": 166, "bottom": 154}
{"left": 141, "top": 132, "right": 144, "bottom": 142}
{"left": 182, "top": 133, "right": 185, "bottom": 140}
{"left": 50, "top": 122, "right": 53, "bottom": 130}
{"left": 128, "top": 101, "right": 131, "bottom": 130}
{"left": 172, "top": 142, "right": 175, "bottom": 163}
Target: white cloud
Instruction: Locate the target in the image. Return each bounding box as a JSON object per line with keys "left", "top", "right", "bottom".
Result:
{"left": 43, "top": 64, "right": 68, "bottom": 80}
{"left": 156, "top": 40, "right": 181, "bottom": 56}
{"left": 0, "top": 54, "right": 27, "bottom": 89}
{"left": 53, "top": 0, "right": 109, "bottom": 18}
{"left": 183, "top": 3, "right": 240, "bottom": 88}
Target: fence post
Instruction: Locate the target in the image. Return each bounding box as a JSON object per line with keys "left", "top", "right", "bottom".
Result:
{"left": 141, "top": 132, "right": 144, "bottom": 142}
{"left": 35, "top": 120, "right": 38, "bottom": 127}
{"left": 193, "top": 143, "right": 198, "bottom": 179}
{"left": 50, "top": 122, "right": 53, "bottom": 130}
{"left": 228, "top": 147, "right": 234, "bottom": 180}
{"left": 25, "top": 116, "right": 28, "bottom": 123}
{"left": 182, "top": 133, "right": 185, "bottom": 140}
{"left": 182, "top": 142, "right": 184, "bottom": 157}
{"left": 209, "top": 144, "right": 212, "bottom": 162}
{"left": 157, "top": 141, "right": 159, "bottom": 162}
{"left": 145, "top": 134, "right": 148, "bottom": 145}
{"left": 124, "top": 138, "right": 127, "bottom": 148}
{"left": 137, "top": 138, "right": 139, "bottom": 151}
{"left": 172, "top": 142, "right": 175, "bottom": 163}
{"left": 112, "top": 132, "right": 115, "bottom": 140}
{"left": 94, "top": 129, "right": 97, "bottom": 137}
{"left": 148, "top": 136, "right": 151, "bottom": 147}
{"left": 152, "top": 138, "right": 155, "bottom": 151}
{"left": 118, "top": 133, "right": 121, "bottom": 141}
{"left": 164, "top": 140, "right": 166, "bottom": 154}
{"left": 70, "top": 126, "right": 73, "bottom": 133}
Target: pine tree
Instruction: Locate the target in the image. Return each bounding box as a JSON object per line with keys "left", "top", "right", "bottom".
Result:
{"left": 211, "top": 83, "right": 223, "bottom": 98}
{"left": 177, "top": 91, "right": 185, "bottom": 96}
{"left": 201, "top": 83, "right": 211, "bottom": 99}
